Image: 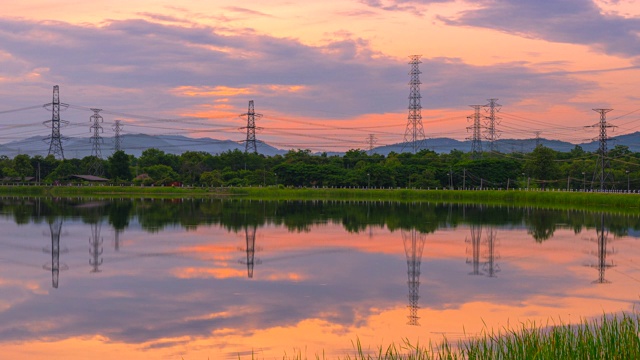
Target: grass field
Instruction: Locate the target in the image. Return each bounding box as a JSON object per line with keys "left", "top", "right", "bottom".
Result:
{"left": 1, "top": 185, "right": 639, "bottom": 213}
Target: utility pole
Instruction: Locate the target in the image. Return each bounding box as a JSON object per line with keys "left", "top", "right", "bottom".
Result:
{"left": 463, "top": 168, "right": 466, "bottom": 189}
{"left": 467, "top": 105, "right": 483, "bottom": 159}
{"left": 586, "top": 109, "right": 615, "bottom": 191}
{"left": 89, "top": 108, "right": 104, "bottom": 176}
{"left": 402, "top": 55, "right": 426, "bottom": 154}
{"left": 43, "top": 85, "right": 68, "bottom": 159}
{"left": 241, "top": 100, "right": 262, "bottom": 154}
{"left": 484, "top": 99, "right": 501, "bottom": 152}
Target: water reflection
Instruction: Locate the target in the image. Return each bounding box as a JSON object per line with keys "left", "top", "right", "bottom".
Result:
{"left": 241, "top": 225, "right": 259, "bottom": 278}
{"left": 589, "top": 213, "right": 615, "bottom": 284}
{"left": 403, "top": 229, "right": 425, "bottom": 325}
{"left": 465, "top": 225, "right": 500, "bottom": 278}
{"left": 0, "top": 197, "right": 638, "bottom": 358}
{"left": 44, "top": 218, "right": 66, "bottom": 288}
{"left": 89, "top": 222, "right": 103, "bottom": 273}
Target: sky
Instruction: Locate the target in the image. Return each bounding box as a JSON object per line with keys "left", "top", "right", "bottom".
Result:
{"left": 1, "top": 0, "right": 639, "bottom": 152}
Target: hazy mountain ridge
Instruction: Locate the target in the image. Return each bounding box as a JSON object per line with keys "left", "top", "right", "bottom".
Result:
{"left": 0, "top": 132, "right": 638, "bottom": 158}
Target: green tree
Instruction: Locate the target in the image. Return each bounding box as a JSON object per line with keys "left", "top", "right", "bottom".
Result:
{"left": 108, "top": 150, "right": 132, "bottom": 181}
{"left": 180, "top": 151, "right": 208, "bottom": 184}
{"left": 145, "top": 164, "right": 179, "bottom": 185}
{"left": 200, "top": 170, "right": 223, "bottom": 187}
{"left": 524, "top": 146, "right": 560, "bottom": 189}
{"left": 47, "top": 160, "right": 79, "bottom": 181}
{"left": 13, "top": 154, "right": 34, "bottom": 180}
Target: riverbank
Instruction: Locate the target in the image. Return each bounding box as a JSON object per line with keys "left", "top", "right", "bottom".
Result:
{"left": 0, "top": 185, "right": 639, "bottom": 213}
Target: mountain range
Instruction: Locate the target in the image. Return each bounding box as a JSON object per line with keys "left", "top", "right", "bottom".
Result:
{"left": 0, "top": 132, "right": 639, "bottom": 158}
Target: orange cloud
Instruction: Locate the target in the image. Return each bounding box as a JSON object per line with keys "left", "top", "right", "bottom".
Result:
{"left": 174, "top": 267, "right": 245, "bottom": 279}
{"left": 171, "top": 84, "right": 308, "bottom": 98}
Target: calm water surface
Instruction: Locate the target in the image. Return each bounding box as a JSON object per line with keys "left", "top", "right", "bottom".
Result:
{"left": 1, "top": 197, "right": 639, "bottom": 359}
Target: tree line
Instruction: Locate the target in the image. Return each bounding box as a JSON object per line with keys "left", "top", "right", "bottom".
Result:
{"left": 1, "top": 144, "right": 639, "bottom": 190}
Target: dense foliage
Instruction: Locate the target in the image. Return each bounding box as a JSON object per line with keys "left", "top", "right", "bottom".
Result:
{"left": 1, "top": 144, "right": 639, "bottom": 190}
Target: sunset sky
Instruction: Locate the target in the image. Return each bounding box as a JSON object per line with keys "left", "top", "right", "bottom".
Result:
{"left": 1, "top": 0, "right": 639, "bottom": 152}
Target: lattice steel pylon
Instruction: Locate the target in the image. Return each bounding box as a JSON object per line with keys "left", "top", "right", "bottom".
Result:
{"left": 466, "top": 224, "right": 483, "bottom": 275}
{"left": 366, "top": 134, "right": 377, "bottom": 155}
{"left": 588, "top": 213, "right": 615, "bottom": 283}
{"left": 89, "top": 222, "right": 103, "bottom": 273}
{"left": 44, "top": 219, "right": 67, "bottom": 289}
{"left": 89, "top": 109, "right": 104, "bottom": 176}
{"left": 484, "top": 99, "right": 501, "bottom": 152}
{"left": 402, "top": 55, "right": 426, "bottom": 154}
{"left": 113, "top": 119, "right": 123, "bottom": 153}
{"left": 239, "top": 225, "right": 260, "bottom": 278}
{"left": 403, "top": 229, "right": 426, "bottom": 326}
{"left": 241, "top": 100, "right": 262, "bottom": 154}
{"left": 43, "top": 85, "right": 69, "bottom": 159}
{"left": 482, "top": 227, "right": 500, "bottom": 277}
{"left": 467, "top": 105, "right": 484, "bottom": 159}
{"left": 586, "top": 109, "right": 615, "bottom": 191}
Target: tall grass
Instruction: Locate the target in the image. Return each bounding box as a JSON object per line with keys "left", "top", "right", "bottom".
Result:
{"left": 240, "top": 313, "right": 640, "bottom": 359}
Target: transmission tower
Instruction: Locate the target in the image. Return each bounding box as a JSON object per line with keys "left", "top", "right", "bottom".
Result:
{"left": 587, "top": 213, "right": 615, "bottom": 283}
{"left": 89, "top": 222, "right": 103, "bottom": 273}
{"left": 241, "top": 100, "right": 262, "bottom": 154}
{"left": 43, "top": 85, "right": 69, "bottom": 159}
{"left": 88, "top": 109, "right": 105, "bottom": 176}
{"left": 366, "top": 134, "right": 377, "bottom": 155}
{"left": 484, "top": 99, "right": 501, "bottom": 152}
{"left": 482, "top": 227, "right": 500, "bottom": 277}
{"left": 44, "top": 219, "right": 67, "bottom": 288}
{"left": 403, "top": 229, "right": 426, "bottom": 326}
{"left": 402, "top": 55, "right": 426, "bottom": 154}
{"left": 534, "top": 131, "right": 542, "bottom": 148}
{"left": 586, "top": 109, "right": 615, "bottom": 191}
{"left": 113, "top": 119, "right": 123, "bottom": 153}
{"left": 466, "top": 224, "right": 483, "bottom": 275}
{"left": 466, "top": 105, "right": 484, "bottom": 159}
{"left": 240, "top": 225, "right": 260, "bottom": 278}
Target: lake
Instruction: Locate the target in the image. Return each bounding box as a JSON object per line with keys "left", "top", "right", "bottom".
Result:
{"left": 0, "top": 197, "right": 639, "bottom": 359}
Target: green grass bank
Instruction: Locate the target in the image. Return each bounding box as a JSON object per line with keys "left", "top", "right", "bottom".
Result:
{"left": 1, "top": 185, "right": 639, "bottom": 213}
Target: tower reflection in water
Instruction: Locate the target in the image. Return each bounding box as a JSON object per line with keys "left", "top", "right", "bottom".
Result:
{"left": 466, "top": 225, "right": 500, "bottom": 277}
{"left": 589, "top": 213, "right": 615, "bottom": 284}
{"left": 44, "top": 218, "right": 67, "bottom": 289}
{"left": 403, "top": 229, "right": 425, "bottom": 326}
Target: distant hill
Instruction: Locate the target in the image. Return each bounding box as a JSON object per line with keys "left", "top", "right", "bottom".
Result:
{"left": 1, "top": 132, "right": 638, "bottom": 158}
{"left": 370, "top": 132, "right": 639, "bottom": 155}
{"left": 0, "top": 134, "right": 286, "bottom": 158}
